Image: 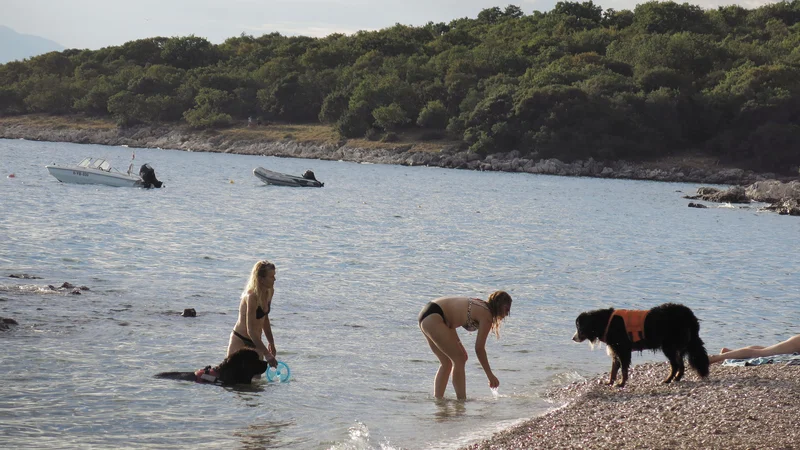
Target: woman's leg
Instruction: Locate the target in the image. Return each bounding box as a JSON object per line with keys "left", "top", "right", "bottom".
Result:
{"left": 710, "top": 335, "right": 800, "bottom": 363}
{"left": 422, "top": 333, "right": 452, "bottom": 399}
{"left": 421, "top": 316, "right": 467, "bottom": 399}
{"left": 721, "top": 346, "right": 764, "bottom": 354}
{"left": 226, "top": 331, "right": 246, "bottom": 358}
{"left": 450, "top": 355, "right": 466, "bottom": 400}
{"left": 754, "top": 334, "right": 800, "bottom": 356}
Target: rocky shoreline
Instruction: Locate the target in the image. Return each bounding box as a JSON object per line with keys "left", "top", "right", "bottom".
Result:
{"left": 5, "top": 120, "right": 800, "bottom": 212}
{"left": 684, "top": 183, "right": 800, "bottom": 215}
{"left": 464, "top": 362, "right": 800, "bottom": 450}
{"left": 0, "top": 121, "right": 794, "bottom": 186}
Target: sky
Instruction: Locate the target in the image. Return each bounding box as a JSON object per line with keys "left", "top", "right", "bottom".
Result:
{"left": 3, "top": 0, "right": 780, "bottom": 50}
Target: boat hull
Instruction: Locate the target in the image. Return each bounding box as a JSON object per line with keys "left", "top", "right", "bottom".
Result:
{"left": 46, "top": 166, "right": 142, "bottom": 187}
{"left": 253, "top": 167, "right": 323, "bottom": 187}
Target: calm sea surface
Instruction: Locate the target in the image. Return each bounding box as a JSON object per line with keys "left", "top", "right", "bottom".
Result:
{"left": 1, "top": 138, "right": 798, "bottom": 449}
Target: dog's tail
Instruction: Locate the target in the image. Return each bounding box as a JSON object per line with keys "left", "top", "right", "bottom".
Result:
{"left": 154, "top": 371, "right": 196, "bottom": 382}
{"left": 686, "top": 311, "right": 710, "bottom": 378}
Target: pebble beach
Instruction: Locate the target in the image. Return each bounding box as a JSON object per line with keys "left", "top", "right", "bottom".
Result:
{"left": 465, "top": 362, "right": 799, "bottom": 450}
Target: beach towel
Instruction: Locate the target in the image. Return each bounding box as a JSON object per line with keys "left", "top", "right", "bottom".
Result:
{"left": 721, "top": 353, "right": 800, "bottom": 367}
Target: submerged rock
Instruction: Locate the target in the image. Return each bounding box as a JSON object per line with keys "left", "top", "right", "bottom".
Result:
{"left": 685, "top": 186, "right": 749, "bottom": 203}
{"left": 688, "top": 180, "right": 800, "bottom": 216}
{"left": 761, "top": 198, "right": 800, "bottom": 216}
{"left": 0, "top": 317, "right": 19, "bottom": 331}
{"left": 8, "top": 273, "right": 42, "bottom": 279}
{"left": 181, "top": 308, "right": 197, "bottom": 317}
{"left": 46, "top": 282, "right": 90, "bottom": 292}
{"left": 745, "top": 180, "right": 800, "bottom": 203}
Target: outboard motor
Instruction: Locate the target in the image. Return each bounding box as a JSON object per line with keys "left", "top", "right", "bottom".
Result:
{"left": 302, "top": 170, "right": 317, "bottom": 181}
{"left": 139, "top": 163, "right": 163, "bottom": 188}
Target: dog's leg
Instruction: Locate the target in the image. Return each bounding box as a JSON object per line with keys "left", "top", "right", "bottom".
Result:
{"left": 617, "top": 350, "right": 631, "bottom": 387}
{"left": 663, "top": 347, "right": 681, "bottom": 383}
{"left": 674, "top": 351, "right": 686, "bottom": 381}
{"left": 608, "top": 358, "right": 620, "bottom": 385}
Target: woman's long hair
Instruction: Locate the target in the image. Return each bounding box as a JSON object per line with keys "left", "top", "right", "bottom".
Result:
{"left": 487, "top": 290, "right": 512, "bottom": 338}
{"left": 243, "top": 260, "right": 275, "bottom": 310}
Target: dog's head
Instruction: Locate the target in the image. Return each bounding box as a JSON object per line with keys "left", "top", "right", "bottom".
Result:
{"left": 217, "top": 349, "right": 269, "bottom": 384}
{"left": 572, "top": 308, "right": 614, "bottom": 343}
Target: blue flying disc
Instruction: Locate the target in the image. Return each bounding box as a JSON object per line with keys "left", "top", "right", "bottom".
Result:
{"left": 266, "top": 361, "right": 291, "bottom": 382}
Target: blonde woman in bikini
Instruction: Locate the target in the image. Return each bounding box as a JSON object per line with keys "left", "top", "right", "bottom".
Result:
{"left": 418, "top": 291, "right": 513, "bottom": 400}
{"left": 227, "top": 260, "right": 278, "bottom": 368}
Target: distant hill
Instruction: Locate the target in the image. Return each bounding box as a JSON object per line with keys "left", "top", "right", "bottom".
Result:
{"left": 0, "top": 25, "right": 65, "bottom": 64}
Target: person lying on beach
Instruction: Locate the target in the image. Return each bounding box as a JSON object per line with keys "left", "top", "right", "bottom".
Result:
{"left": 227, "top": 260, "right": 278, "bottom": 368}
{"left": 708, "top": 334, "right": 800, "bottom": 364}
{"left": 418, "top": 291, "right": 512, "bottom": 400}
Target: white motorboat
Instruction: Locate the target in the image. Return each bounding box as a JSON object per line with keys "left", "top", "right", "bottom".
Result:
{"left": 46, "top": 157, "right": 162, "bottom": 188}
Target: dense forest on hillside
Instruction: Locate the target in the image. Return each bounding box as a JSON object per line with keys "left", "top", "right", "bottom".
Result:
{"left": 2, "top": 1, "right": 800, "bottom": 173}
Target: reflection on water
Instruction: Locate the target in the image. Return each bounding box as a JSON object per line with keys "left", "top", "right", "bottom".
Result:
{"left": 233, "top": 420, "right": 299, "bottom": 449}
{"left": 434, "top": 399, "right": 467, "bottom": 421}
{"left": 1, "top": 138, "right": 799, "bottom": 449}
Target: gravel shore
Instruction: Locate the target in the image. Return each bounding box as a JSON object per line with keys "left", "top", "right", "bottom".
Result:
{"left": 465, "top": 362, "right": 799, "bottom": 450}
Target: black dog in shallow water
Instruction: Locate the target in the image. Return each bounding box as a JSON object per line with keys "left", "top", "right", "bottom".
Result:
{"left": 155, "top": 348, "right": 268, "bottom": 385}
{"left": 572, "top": 302, "right": 710, "bottom": 387}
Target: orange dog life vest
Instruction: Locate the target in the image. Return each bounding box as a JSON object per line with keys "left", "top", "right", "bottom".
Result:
{"left": 195, "top": 366, "right": 221, "bottom": 384}
{"left": 603, "top": 309, "right": 649, "bottom": 343}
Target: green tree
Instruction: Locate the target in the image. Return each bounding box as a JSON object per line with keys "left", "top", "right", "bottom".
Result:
{"left": 22, "top": 75, "right": 76, "bottom": 113}
{"left": 161, "top": 36, "right": 217, "bottom": 69}
{"left": 553, "top": 1, "right": 603, "bottom": 27}
{"left": 183, "top": 88, "right": 233, "bottom": 128}
{"left": 115, "top": 38, "right": 167, "bottom": 65}
{"left": 632, "top": 1, "right": 711, "bottom": 35}
{"left": 107, "top": 91, "right": 140, "bottom": 126}
{"left": 73, "top": 76, "right": 123, "bottom": 115}
{"left": 372, "top": 103, "right": 409, "bottom": 130}
{"left": 0, "top": 86, "right": 25, "bottom": 114}
{"left": 417, "top": 100, "right": 449, "bottom": 128}
{"left": 319, "top": 90, "right": 350, "bottom": 124}
{"left": 336, "top": 101, "right": 373, "bottom": 137}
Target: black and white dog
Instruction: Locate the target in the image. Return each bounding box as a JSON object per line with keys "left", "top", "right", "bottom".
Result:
{"left": 572, "top": 302, "right": 710, "bottom": 387}
{"left": 155, "top": 348, "right": 268, "bottom": 385}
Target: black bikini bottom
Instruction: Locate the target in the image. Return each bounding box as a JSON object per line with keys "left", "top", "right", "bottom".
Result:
{"left": 232, "top": 330, "right": 255, "bottom": 348}
{"left": 418, "top": 302, "right": 446, "bottom": 324}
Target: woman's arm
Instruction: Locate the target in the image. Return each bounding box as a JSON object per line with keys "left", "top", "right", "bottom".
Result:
{"left": 263, "top": 315, "right": 276, "bottom": 356}
{"left": 475, "top": 321, "right": 499, "bottom": 388}
{"left": 263, "top": 287, "right": 276, "bottom": 355}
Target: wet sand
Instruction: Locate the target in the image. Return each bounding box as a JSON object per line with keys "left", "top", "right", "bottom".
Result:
{"left": 464, "top": 362, "right": 799, "bottom": 450}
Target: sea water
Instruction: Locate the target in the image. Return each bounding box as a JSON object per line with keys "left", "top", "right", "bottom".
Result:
{"left": 1, "top": 138, "right": 798, "bottom": 449}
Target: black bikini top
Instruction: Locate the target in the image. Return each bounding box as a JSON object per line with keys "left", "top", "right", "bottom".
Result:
{"left": 256, "top": 303, "right": 270, "bottom": 319}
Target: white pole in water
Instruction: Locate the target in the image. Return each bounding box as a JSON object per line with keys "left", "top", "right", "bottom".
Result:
{"left": 127, "top": 152, "right": 135, "bottom": 175}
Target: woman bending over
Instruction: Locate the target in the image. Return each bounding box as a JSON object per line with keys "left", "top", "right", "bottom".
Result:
{"left": 418, "top": 291, "right": 512, "bottom": 400}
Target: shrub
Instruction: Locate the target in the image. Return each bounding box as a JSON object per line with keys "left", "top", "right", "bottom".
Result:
{"left": 381, "top": 131, "right": 399, "bottom": 142}
{"left": 372, "top": 103, "right": 409, "bottom": 131}
{"left": 416, "top": 100, "right": 448, "bottom": 129}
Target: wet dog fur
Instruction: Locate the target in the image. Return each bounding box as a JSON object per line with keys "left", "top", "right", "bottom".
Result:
{"left": 572, "top": 302, "right": 710, "bottom": 387}
{"left": 155, "top": 348, "right": 268, "bottom": 385}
